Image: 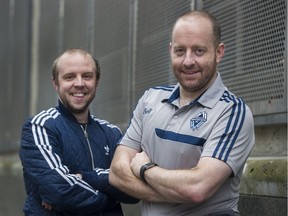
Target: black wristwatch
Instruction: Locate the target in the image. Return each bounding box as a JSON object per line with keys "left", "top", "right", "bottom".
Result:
{"left": 140, "top": 162, "right": 157, "bottom": 183}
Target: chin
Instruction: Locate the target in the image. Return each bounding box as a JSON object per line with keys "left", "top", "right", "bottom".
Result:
{"left": 67, "top": 104, "right": 86, "bottom": 113}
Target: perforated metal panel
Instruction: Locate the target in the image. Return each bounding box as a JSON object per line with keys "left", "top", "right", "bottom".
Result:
{"left": 89, "top": 0, "right": 287, "bottom": 126}
{"left": 62, "top": 0, "right": 90, "bottom": 50}
{"left": 90, "top": 1, "right": 131, "bottom": 129}
{"left": 134, "top": 0, "right": 191, "bottom": 104}
{"left": 202, "top": 0, "right": 287, "bottom": 120}
{"left": 0, "top": 0, "right": 31, "bottom": 152}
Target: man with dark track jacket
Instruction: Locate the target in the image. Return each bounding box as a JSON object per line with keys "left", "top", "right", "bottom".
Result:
{"left": 19, "top": 48, "right": 138, "bottom": 215}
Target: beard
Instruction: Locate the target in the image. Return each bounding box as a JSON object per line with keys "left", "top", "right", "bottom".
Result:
{"left": 60, "top": 92, "right": 95, "bottom": 115}
{"left": 67, "top": 102, "right": 90, "bottom": 114}
{"left": 173, "top": 59, "right": 218, "bottom": 94}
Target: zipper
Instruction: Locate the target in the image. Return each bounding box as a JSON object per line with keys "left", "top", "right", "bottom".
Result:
{"left": 80, "top": 124, "right": 95, "bottom": 170}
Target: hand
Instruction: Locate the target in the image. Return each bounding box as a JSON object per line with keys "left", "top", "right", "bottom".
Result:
{"left": 75, "top": 173, "right": 82, "bottom": 179}
{"left": 130, "top": 151, "right": 150, "bottom": 178}
{"left": 42, "top": 201, "right": 52, "bottom": 210}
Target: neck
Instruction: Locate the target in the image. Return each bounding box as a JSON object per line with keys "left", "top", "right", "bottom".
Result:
{"left": 74, "top": 111, "right": 89, "bottom": 124}
{"left": 179, "top": 88, "right": 197, "bottom": 107}
{"left": 179, "top": 97, "right": 192, "bottom": 108}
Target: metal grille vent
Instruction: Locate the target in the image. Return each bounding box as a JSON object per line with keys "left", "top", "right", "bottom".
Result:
{"left": 90, "top": 1, "right": 131, "bottom": 127}
{"left": 203, "top": 0, "right": 286, "bottom": 116}
{"left": 134, "top": 0, "right": 191, "bottom": 103}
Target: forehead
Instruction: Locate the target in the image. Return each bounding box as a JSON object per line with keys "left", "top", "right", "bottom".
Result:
{"left": 58, "top": 52, "right": 93, "bottom": 65}
{"left": 172, "top": 16, "right": 213, "bottom": 44}
{"left": 57, "top": 52, "right": 95, "bottom": 71}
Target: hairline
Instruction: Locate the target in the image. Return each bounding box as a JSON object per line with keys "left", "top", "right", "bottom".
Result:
{"left": 52, "top": 48, "right": 100, "bottom": 83}
{"left": 171, "top": 10, "right": 221, "bottom": 47}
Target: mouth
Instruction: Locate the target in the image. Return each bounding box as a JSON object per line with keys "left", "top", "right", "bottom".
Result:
{"left": 182, "top": 69, "right": 199, "bottom": 74}
{"left": 72, "top": 93, "right": 85, "bottom": 97}
{"left": 181, "top": 70, "right": 200, "bottom": 77}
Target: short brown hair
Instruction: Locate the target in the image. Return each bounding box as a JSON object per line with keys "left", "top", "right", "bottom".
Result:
{"left": 52, "top": 48, "right": 100, "bottom": 82}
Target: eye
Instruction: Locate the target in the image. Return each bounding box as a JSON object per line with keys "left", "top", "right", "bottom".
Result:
{"left": 63, "top": 74, "right": 74, "bottom": 81}
{"left": 194, "top": 48, "right": 205, "bottom": 56}
{"left": 174, "top": 47, "right": 185, "bottom": 56}
{"left": 83, "top": 73, "right": 94, "bottom": 80}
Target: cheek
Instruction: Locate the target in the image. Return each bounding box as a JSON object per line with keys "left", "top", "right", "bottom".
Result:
{"left": 57, "top": 82, "right": 71, "bottom": 93}
{"left": 199, "top": 55, "right": 215, "bottom": 68}
{"left": 87, "top": 80, "right": 97, "bottom": 88}
{"left": 171, "top": 58, "right": 183, "bottom": 69}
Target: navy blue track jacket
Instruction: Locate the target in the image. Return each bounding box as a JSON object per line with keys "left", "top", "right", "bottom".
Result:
{"left": 19, "top": 101, "right": 138, "bottom": 215}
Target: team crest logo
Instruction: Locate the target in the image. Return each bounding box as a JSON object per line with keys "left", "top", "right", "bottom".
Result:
{"left": 190, "top": 111, "right": 207, "bottom": 130}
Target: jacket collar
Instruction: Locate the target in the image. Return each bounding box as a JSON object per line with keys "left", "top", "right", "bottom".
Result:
{"left": 56, "top": 100, "right": 92, "bottom": 124}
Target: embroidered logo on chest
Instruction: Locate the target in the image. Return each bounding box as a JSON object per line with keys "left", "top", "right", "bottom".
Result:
{"left": 104, "top": 145, "right": 110, "bottom": 156}
{"left": 190, "top": 111, "right": 207, "bottom": 130}
{"left": 143, "top": 107, "right": 153, "bottom": 114}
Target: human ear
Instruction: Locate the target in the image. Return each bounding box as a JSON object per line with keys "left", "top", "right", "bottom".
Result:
{"left": 216, "top": 43, "right": 225, "bottom": 63}
{"left": 51, "top": 78, "right": 59, "bottom": 91}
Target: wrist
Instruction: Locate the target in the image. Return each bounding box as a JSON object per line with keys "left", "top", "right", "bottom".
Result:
{"left": 140, "top": 162, "right": 157, "bottom": 183}
{"left": 75, "top": 172, "right": 83, "bottom": 179}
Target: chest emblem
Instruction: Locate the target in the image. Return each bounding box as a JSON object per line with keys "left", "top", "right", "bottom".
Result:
{"left": 104, "top": 145, "right": 110, "bottom": 156}
{"left": 190, "top": 111, "right": 207, "bottom": 130}
{"left": 143, "top": 107, "right": 153, "bottom": 114}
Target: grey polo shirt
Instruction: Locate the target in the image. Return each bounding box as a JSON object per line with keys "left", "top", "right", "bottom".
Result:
{"left": 120, "top": 73, "right": 255, "bottom": 216}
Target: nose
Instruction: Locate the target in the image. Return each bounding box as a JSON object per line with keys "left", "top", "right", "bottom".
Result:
{"left": 183, "top": 51, "right": 195, "bottom": 67}
{"left": 74, "top": 76, "right": 84, "bottom": 87}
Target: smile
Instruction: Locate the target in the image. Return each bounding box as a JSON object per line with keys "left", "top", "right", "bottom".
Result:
{"left": 182, "top": 69, "right": 199, "bottom": 74}
{"left": 73, "top": 93, "right": 85, "bottom": 97}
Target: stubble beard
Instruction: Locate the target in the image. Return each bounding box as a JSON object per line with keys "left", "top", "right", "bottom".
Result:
{"left": 63, "top": 93, "right": 95, "bottom": 115}
{"left": 175, "top": 60, "right": 218, "bottom": 94}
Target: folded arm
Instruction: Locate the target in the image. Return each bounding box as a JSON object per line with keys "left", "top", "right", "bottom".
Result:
{"left": 81, "top": 168, "right": 139, "bottom": 204}
{"left": 130, "top": 151, "right": 232, "bottom": 203}
{"left": 109, "top": 145, "right": 167, "bottom": 202}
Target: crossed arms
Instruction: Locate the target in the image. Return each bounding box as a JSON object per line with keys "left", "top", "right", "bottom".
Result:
{"left": 109, "top": 145, "right": 232, "bottom": 204}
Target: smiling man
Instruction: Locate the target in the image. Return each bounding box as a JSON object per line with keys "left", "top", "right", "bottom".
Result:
{"left": 51, "top": 49, "right": 98, "bottom": 122}
{"left": 19, "top": 48, "right": 138, "bottom": 216}
{"left": 109, "top": 11, "right": 255, "bottom": 216}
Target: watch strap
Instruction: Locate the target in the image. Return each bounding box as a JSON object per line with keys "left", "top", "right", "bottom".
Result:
{"left": 140, "top": 162, "right": 157, "bottom": 183}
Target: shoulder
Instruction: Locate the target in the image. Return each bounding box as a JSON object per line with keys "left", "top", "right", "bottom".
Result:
{"left": 30, "top": 108, "right": 60, "bottom": 126}
{"left": 21, "top": 108, "right": 61, "bottom": 136}
{"left": 90, "top": 115, "right": 122, "bottom": 135}
{"left": 220, "top": 90, "right": 251, "bottom": 111}
{"left": 150, "top": 85, "right": 175, "bottom": 92}
{"left": 147, "top": 85, "right": 174, "bottom": 94}
{"left": 140, "top": 85, "right": 175, "bottom": 101}
{"left": 218, "top": 89, "right": 253, "bottom": 127}
{"left": 23, "top": 108, "right": 60, "bottom": 128}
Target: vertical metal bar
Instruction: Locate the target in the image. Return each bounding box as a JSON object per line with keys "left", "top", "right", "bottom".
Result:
{"left": 87, "top": 0, "right": 95, "bottom": 54}
{"left": 7, "top": 0, "right": 15, "bottom": 103}
{"left": 128, "top": 0, "right": 138, "bottom": 110}
{"left": 58, "top": 0, "right": 65, "bottom": 54}
{"left": 284, "top": 0, "right": 287, "bottom": 110}
{"left": 30, "top": 0, "right": 40, "bottom": 115}
{"left": 24, "top": 0, "right": 33, "bottom": 117}
{"left": 191, "top": 0, "right": 203, "bottom": 10}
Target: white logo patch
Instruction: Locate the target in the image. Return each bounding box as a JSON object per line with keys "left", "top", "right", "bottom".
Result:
{"left": 104, "top": 145, "right": 110, "bottom": 156}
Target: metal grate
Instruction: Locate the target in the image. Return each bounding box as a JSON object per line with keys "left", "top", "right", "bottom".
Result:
{"left": 134, "top": 0, "right": 191, "bottom": 104}
{"left": 89, "top": 0, "right": 287, "bottom": 126}
{"left": 90, "top": 0, "right": 131, "bottom": 128}
{"left": 202, "top": 0, "right": 287, "bottom": 117}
